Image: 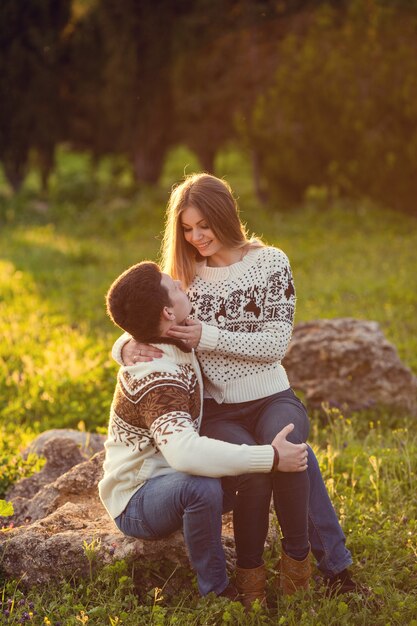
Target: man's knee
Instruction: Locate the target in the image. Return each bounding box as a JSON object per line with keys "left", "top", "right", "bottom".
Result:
{"left": 185, "top": 475, "right": 224, "bottom": 508}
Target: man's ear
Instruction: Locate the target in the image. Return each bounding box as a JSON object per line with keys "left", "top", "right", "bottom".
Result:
{"left": 162, "top": 306, "right": 176, "bottom": 321}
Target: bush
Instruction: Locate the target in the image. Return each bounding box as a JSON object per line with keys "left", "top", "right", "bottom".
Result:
{"left": 243, "top": 1, "right": 417, "bottom": 214}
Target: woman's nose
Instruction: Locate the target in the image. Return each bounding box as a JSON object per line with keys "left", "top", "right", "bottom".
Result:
{"left": 192, "top": 229, "right": 203, "bottom": 241}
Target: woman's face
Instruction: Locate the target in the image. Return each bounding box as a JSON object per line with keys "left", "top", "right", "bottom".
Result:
{"left": 180, "top": 205, "right": 226, "bottom": 259}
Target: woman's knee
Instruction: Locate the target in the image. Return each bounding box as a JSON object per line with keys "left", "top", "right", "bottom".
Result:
{"left": 256, "top": 408, "right": 309, "bottom": 444}
{"left": 259, "top": 423, "right": 306, "bottom": 445}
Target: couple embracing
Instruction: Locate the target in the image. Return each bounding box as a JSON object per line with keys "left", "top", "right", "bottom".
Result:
{"left": 99, "top": 173, "right": 358, "bottom": 607}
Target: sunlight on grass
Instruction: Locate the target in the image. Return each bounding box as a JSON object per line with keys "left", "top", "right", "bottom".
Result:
{"left": 1, "top": 147, "right": 417, "bottom": 624}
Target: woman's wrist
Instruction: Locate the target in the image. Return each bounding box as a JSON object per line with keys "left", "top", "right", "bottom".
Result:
{"left": 271, "top": 445, "right": 280, "bottom": 472}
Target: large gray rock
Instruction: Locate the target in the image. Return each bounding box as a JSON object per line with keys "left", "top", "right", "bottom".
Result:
{"left": 8, "top": 437, "right": 88, "bottom": 503}
{"left": 23, "top": 429, "right": 105, "bottom": 459}
{"left": 0, "top": 500, "right": 193, "bottom": 587}
{"left": 0, "top": 442, "right": 235, "bottom": 587}
{"left": 283, "top": 318, "right": 417, "bottom": 414}
{"left": 7, "top": 445, "right": 105, "bottom": 525}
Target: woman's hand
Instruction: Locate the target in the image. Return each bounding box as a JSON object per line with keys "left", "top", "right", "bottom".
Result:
{"left": 121, "top": 339, "right": 163, "bottom": 365}
{"left": 167, "top": 318, "right": 202, "bottom": 349}
{"left": 271, "top": 424, "right": 309, "bottom": 472}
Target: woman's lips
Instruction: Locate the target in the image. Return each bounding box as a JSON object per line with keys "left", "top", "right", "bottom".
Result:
{"left": 195, "top": 241, "right": 211, "bottom": 251}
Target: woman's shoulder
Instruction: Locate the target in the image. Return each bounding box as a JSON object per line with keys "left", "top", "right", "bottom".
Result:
{"left": 249, "top": 245, "right": 290, "bottom": 267}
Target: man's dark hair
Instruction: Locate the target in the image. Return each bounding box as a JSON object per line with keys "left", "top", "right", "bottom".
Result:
{"left": 106, "top": 261, "right": 190, "bottom": 351}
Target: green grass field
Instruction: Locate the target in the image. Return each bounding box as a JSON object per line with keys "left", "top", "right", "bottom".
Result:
{"left": 1, "top": 146, "right": 417, "bottom": 624}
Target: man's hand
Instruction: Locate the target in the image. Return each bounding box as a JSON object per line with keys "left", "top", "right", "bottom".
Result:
{"left": 271, "top": 424, "right": 308, "bottom": 472}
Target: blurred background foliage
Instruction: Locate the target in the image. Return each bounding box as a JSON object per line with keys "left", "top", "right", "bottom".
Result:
{"left": 1, "top": 0, "right": 417, "bottom": 214}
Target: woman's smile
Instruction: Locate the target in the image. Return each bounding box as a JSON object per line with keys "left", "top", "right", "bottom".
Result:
{"left": 194, "top": 240, "right": 212, "bottom": 252}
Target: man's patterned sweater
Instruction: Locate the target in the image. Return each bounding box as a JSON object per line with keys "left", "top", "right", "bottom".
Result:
{"left": 99, "top": 344, "right": 274, "bottom": 520}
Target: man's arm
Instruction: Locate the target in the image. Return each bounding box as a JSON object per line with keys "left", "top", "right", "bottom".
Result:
{"left": 140, "top": 383, "right": 307, "bottom": 475}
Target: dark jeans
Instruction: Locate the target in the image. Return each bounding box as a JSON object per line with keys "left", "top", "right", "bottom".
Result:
{"left": 202, "top": 388, "right": 353, "bottom": 576}
{"left": 201, "top": 388, "right": 310, "bottom": 568}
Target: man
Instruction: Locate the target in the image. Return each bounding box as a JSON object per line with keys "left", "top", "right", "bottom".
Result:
{"left": 99, "top": 261, "right": 308, "bottom": 602}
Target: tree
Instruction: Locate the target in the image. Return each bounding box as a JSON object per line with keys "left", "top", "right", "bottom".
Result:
{"left": 0, "top": 0, "right": 71, "bottom": 191}
{"left": 242, "top": 0, "right": 417, "bottom": 213}
{"left": 172, "top": 0, "right": 333, "bottom": 180}
{"left": 92, "top": 0, "right": 177, "bottom": 184}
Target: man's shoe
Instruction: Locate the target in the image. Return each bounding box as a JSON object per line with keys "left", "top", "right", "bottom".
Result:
{"left": 324, "top": 568, "right": 369, "bottom": 597}
{"left": 217, "top": 582, "right": 240, "bottom": 601}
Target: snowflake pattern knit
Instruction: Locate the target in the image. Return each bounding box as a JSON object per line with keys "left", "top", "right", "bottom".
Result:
{"left": 188, "top": 246, "right": 296, "bottom": 403}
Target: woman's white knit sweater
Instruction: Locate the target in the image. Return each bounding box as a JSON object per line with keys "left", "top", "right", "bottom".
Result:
{"left": 113, "top": 246, "right": 295, "bottom": 404}
{"left": 99, "top": 344, "right": 274, "bottom": 519}
{"left": 188, "top": 246, "right": 295, "bottom": 402}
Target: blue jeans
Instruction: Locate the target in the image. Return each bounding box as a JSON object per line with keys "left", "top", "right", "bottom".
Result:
{"left": 202, "top": 389, "right": 353, "bottom": 577}
{"left": 306, "top": 448, "right": 352, "bottom": 575}
{"left": 114, "top": 472, "right": 231, "bottom": 596}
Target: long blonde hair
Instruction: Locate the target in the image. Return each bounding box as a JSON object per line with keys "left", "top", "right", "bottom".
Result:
{"left": 160, "top": 173, "right": 263, "bottom": 287}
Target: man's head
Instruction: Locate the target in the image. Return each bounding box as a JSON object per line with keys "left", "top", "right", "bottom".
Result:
{"left": 106, "top": 261, "right": 192, "bottom": 344}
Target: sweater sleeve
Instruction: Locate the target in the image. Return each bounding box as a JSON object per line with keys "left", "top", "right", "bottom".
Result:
{"left": 197, "top": 249, "right": 295, "bottom": 363}
{"left": 112, "top": 332, "right": 132, "bottom": 366}
{"left": 141, "top": 384, "right": 274, "bottom": 476}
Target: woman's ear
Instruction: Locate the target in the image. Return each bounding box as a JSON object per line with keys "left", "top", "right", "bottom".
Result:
{"left": 162, "top": 306, "right": 176, "bottom": 321}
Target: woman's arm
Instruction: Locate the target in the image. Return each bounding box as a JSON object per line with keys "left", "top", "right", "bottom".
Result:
{"left": 197, "top": 319, "right": 292, "bottom": 363}
{"left": 169, "top": 249, "right": 296, "bottom": 363}
{"left": 112, "top": 332, "right": 163, "bottom": 365}
{"left": 112, "top": 332, "right": 132, "bottom": 365}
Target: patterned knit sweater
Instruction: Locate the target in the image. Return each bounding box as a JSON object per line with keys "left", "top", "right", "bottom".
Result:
{"left": 99, "top": 344, "right": 274, "bottom": 519}
{"left": 113, "top": 246, "right": 295, "bottom": 404}
{"left": 189, "top": 246, "right": 295, "bottom": 402}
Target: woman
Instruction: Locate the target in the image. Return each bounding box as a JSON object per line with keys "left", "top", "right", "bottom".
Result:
{"left": 114, "top": 173, "right": 354, "bottom": 602}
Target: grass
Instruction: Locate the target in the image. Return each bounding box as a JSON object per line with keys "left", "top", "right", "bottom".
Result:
{"left": 0, "top": 145, "right": 417, "bottom": 624}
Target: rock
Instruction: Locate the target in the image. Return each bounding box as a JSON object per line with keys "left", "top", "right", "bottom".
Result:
{"left": 1, "top": 449, "right": 235, "bottom": 587}
{"left": 23, "top": 429, "right": 105, "bottom": 460}
{"left": 7, "top": 437, "right": 87, "bottom": 503}
{"left": 8, "top": 448, "right": 105, "bottom": 525}
{"left": 0, "top": 501, "right": 194, "bottom": 587}
{"left": 283, "top": 318, "right": 417, "bottom": 414}
{"left": 9, "top": 431, "right": 106, "bottom": 504}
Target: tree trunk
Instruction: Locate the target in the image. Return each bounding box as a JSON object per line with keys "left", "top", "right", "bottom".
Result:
{"left": 132, "top": 144, "right": 167, "bottom": 185}
{"left": 251, "top": 148, "right": 268, "bottom": 204}
{"left": 3, "top": 155, "right": 27, "bottom": 193}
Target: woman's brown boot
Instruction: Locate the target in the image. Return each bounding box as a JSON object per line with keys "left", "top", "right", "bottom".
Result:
{"left": 279, "top": 549, "right": 311, "bottom": 595}
{"left": 235, "top": 564, "right": 267, "bottom": 609}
